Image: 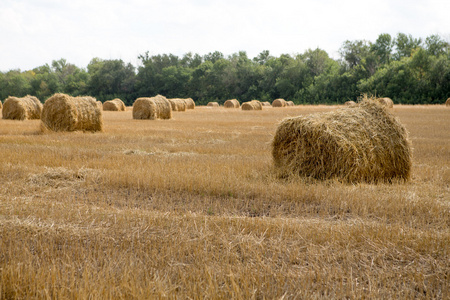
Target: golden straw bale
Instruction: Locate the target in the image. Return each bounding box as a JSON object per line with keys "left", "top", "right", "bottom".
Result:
{"left": 377, "top": 97, "right": 394, "bottom": 108}
{"left": 168, "top": 98, "right": 187, "bottom": 111}
{"left": 345, "top": 101, "right": 357, "bottom": 106}
{"left": 103, "top": 98, "right": 126, "bottom": 111}
{"left": 272, "top": 98, "right": 287, "bottom": 107}
{"left": 286, "top": 101, "right": 295, "bottom": 106}
{"left": 445, "top": 98, "right": 450, "bottom": 106}
{"left": 96, "top": 101, "right": 103, "bottom": 110}
{"left": 2, "top": 95, "right": 43, "bottom": 120}
{"left": 224, "top": 99, "right": 240, "bottom": 108}
{"left": 242, "top": 100, "right": 263, "bottom": 111}
{"left": 261, "top": 101, "right": 271, "bottom": 106}
{"left": 0, "top": 101, "right": 2, "bottom": 109}
{"left": 40, "top": 93, "right": 103, "bottom": 132}
{"left": 272, "top": 98, "right": 412, "bottom": 183}
{"left": 184, "top": 98, "right": 195, "bottom": 109}
{"left": 207, "top": 102, "right": 219, "bottom": 107}
{"left": 133, "top": 95, "right": 172, "bottom": 120}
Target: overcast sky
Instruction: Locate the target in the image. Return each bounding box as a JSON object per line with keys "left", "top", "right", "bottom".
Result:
{"left": 1, "top": 0, "right": 449, "bottom": 71}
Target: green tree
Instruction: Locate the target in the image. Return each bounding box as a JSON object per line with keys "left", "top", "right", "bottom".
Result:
{"left": 393, "top": 33, "right": 422, "bottom": 60}
{"left": 425, "top": 34, "right": 449, "bottom": 57}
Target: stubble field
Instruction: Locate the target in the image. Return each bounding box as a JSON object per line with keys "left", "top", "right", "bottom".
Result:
{"left": 0, "top": 104, "right": 449, "bottom": 299}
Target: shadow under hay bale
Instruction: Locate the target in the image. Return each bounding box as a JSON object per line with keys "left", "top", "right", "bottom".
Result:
{"left": 133, "top": 95, "right": 172, "bottom": 120}
{"left": 242, "top": 100, "right": 263, "bottom": 110}
{"left": 40, "top": 93, "right": 103, "bottom": 132}
{"left": 168, "top": 98, "right": 187, "bottom": 111}
{"left": 272, "top": 99, "right": 412, "bottom": 183}
{"left": 272, "top": 98, "right": 287, "bottom": 107}
{"left": 224, "top": 99, "right": 240, "bottom": 108}
{"left": 2, "top": 95, "right": 43, "bottom": 120}
{"left": 103, "top": 98, "right": 126, "bottom": 111}
{"left": 207, "top": 102, "right": 219, "bottom": 107}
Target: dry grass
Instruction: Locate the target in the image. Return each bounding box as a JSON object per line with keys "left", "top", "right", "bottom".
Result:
{"left": 0, "top": 104, "right": 449, "bottom": 299}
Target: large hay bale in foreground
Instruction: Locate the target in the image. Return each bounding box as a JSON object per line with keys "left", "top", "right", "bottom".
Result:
{"left": 377, "top": 97, "right": 394, "bottom": 108}
{"left": 272, "top": 99, "right": 412, "bottom": 183}
{"left": 103, "top": 98, "right": 126, "bottom": 111}
{"left": 168, "top": 98, "right": 187, "bottom": 111}
{"left": 133, "top": 95, "right": 172, "bottom": 120}
{"left": 41, "top": 93, "right": 103, "bottom": 132}
{"left": 207, "top": 102, "right": 219, "bottom": 107}
{"left": 242, "top": 100, "right": 263, "bottom": 110}
{"left": 184, "top": 98, "right": 195, "bottom": 109}
{"left": 2, "top": 95, "right": 43, "bottom": 120}
{"left": 445, "top": 98, "right": 450, "bottom": 106}
{"left": 224, "top": 99, "right": 240, "bottom": 108}
{"left": 272, "top": 98, "right": 287, "bottom": 107}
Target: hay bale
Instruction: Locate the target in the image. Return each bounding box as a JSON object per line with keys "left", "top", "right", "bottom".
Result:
{"left": 96, "top": 101, "right": 103, "bottom": 110}
{"left": 2, "top": 95, "right": 43, "bottom": 120}
{"left": 241, "top": 100, "right": 263, "bottom": 111}
{"left": 168, "top": 98, "right": 187, "bottom": 111}
{"left": 103, "top": 98, "right": 126, "bottom": 111}
{"left": 272, "top": 98, "right": 287, "bottom": 107}
{"left": 224, "top": 99, "right": 240, "bottom": 108}
{"left": 40, "top": 93, "right": 103, "bottom": 132}
{"left": 184, "top": 98, "right": 195, "bottom": 109}
{"left": 445, "top": 98, "right": 450, "bottom": 106}
{"left": 133, "top": 95, "right": 172, "bottom": 120}
{"left": 207, "top": 102, "right": 219, "bottom": 107}
{"left": 0, "top": 101, "right": 2, "bottom": 110}
{"left": 272, "top": 98, "right": 412, "bottom": 183}
{"left": 377, "top": 97, "right": 394, "bottom": 108}
{"left": 261, "top": 101, "right": 271, "bottom": 106}
{"left": 286, "top": 101, "right": 295, "bottom": 106}
{"left": 345, "top": 101, "right": 357, "bottom": 106}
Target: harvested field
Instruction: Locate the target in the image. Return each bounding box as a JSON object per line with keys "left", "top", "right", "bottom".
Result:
{"left": 0, "top": 104, "right": 448, "bottom": 299}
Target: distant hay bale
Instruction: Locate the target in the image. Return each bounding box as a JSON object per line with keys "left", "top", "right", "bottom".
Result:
{"left": 377, "top": 97, "right": 394, "bottom": 108}
{"left": 133, "top": 95, "right": 172, "bottom": 120}
{"left": 207, "top": 102, "right": 219, "bottom": 107}
{"left": 272, "top": 99, "right": 412, "bottom": 183}
{"left": 261, "top": 101, "right": 271, "bottom": 106}
{"left": 40, "top": 93, "right": 103, "bottom": 132}
{"left": 168, "top": 98, "right": 187, "bottom": 111}
{"left": 446, "top": 98, "right": 450, "bottom": 106}
{"left": 286, "top": 101, "right": 295, "bottom": 106}
{"left": 2, "top": 95, "right": 43, "bottom": 120}
{"left": 272, "top": 98, "right": 287, "bottom": 107}
{"left": 224, "top": 99, "right": 240, "bottom": 108}
{"left": 242, "top": 100, "right": 263, "bottom": 110}
{"left": 0, "top": 101, "right": 2, "bottom": 109}
{"left": 96, "top": 101, "right": 103, "bottom": 110}
{"left": 184, "top": 98, "right": 195, "bottom": 109}
{"left": 345, "top": 101, "right": 357, "bottom": 106}
{"left": 103, "top": 98, "right": 126, "bottom": 111}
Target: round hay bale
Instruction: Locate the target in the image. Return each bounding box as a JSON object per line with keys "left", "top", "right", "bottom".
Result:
{"left": 345, "top": 101, "right": 357, "bottom": 106}
{"left": 168, "top": 98, "right": 187, "bottom": 111}
{"left": 377, "top": 97, "right": 394, "bottom": 108}
{"left": 40, "top": 93, "right": 103, "bottom": 132}
{"left": 261, "top": 101, "right": 271, "bottom": 106}
{"left": 272, "top": 99, "right": 412, "bottom": 183}
{"left": 133, "top": 95, "right": 172, "bottom": 120}
{"left": 241, "top": 100, "right": 263, "bottom": 111}
{"left": 224, "top": 99, "right": 240, "bottom": 108}
{"left": 96, "top": 101, "right": 103, "bottom": 110}
{"left": 207, "top": 102, "right": 219, "bottom": 107}
{"left": 103, "top": 98, "right": 126, "bottom": 111}
{"left": 286, "top": 101, "right": 295, "bottom": 106}
{"left": 184, "top": 98, "right": 195, "bottom": 109}
{"left": 445, "top": 98, "right": 450, "bottom": 106}
{"left": 272, "top": 98, "right": 287, "bottom": 107}
{"left": 0, "top": 101, "right": 2, "bottom": 110}
{"left": 2, "top": 95, "right": 43, "bottom": 120}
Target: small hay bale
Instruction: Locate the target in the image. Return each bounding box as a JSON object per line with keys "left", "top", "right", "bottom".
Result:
{"left": 168, "top": 98, "right": 187, "bottom": 111}
{"left": 286, "top": 101, "right": 295, "bottom": 106}
{"left": 445, "top": 98, "right": 450, "bottom": 106}
{"left": 40, "top": 93, "right": 103, "bottom": 132}
{"left": 0, "top": 101, "right": 2, "bottom": 109}
{"left": 2, "top": 95, "right": 43, "bottom": 120}
{"left": 241, "top": 100, "right": 263, "bottom": 111}
{"left": 224, "top": 99, "right": 240, "bottom": 108}
{"left": 133, "top": 95, "right": 172, "bottom": 120}
{"left": 184, "top": 98, "right": 195, "bottom": 109}
{"left": 207, "top": 102, "right": 219, "bottom": 107}
{"left": 377, "top": 97, "right": 394, "bottom": 108}
{"left": 272, "top": 98, "right": 287, "bottom": 107}
{"left": 103, "top": 98, "right": 126, "bottom": 111}
{"left": 261, "top": 101, "right": 271, "bottom": 106}
{"left": 272, "top": 99, "right": 412, "bottom": 183}
{"left": 345, "top": 101, "right": 357, "bottom": 106}
{"left": 96, "top": 101, "right": 103, "bottom": 110}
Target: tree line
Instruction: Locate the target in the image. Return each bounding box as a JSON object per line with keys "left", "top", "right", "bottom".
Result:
{"left": 1, "top": 33, "right": 449, "bottom": 106}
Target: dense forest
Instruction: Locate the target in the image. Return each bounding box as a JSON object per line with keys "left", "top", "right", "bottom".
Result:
{"left": 1, "top": 33, "right": 449, "bottom": 106}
